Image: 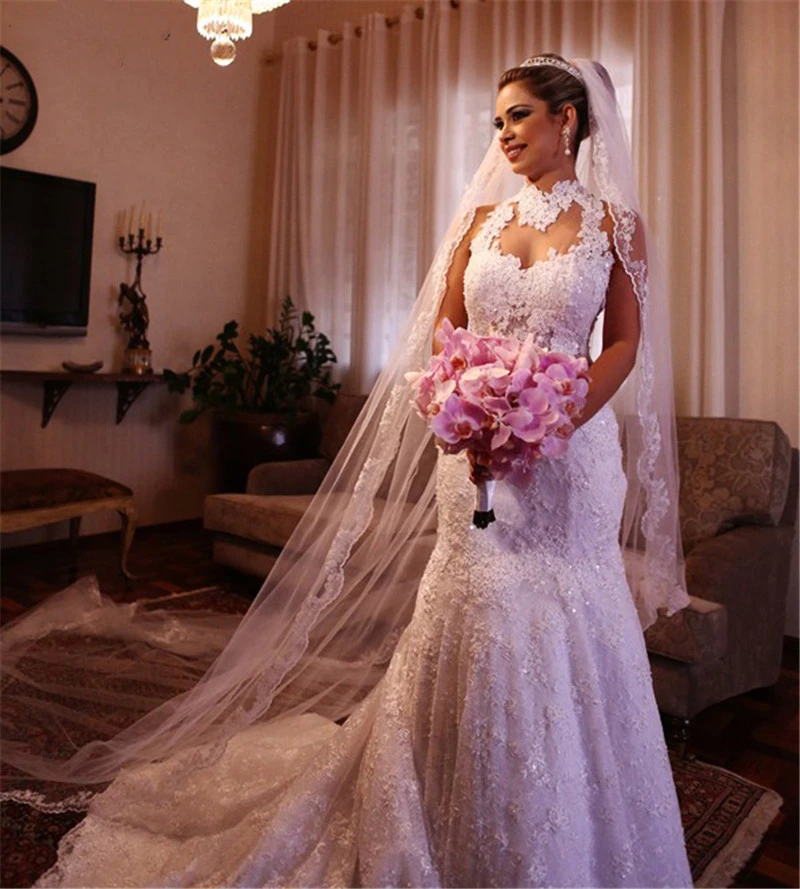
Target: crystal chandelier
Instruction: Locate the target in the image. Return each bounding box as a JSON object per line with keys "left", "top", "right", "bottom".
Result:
{"left": 183, "top": 0, "right": 291, "bottom": 66}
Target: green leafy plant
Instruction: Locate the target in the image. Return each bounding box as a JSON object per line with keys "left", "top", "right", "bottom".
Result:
{"left": 164, "top": 296, "right": 341, "bottom": 424}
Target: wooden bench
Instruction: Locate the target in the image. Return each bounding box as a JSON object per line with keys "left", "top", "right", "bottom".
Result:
{"left": 0, "top": 469, "right": 137, "bottom": 579}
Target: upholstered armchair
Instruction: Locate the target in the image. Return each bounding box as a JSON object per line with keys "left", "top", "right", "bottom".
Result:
{"left": 643, "top": 417, "right": 798, "bottom": 753}
{"left": 204, "top": 394, "right": 370, "bottom": 577}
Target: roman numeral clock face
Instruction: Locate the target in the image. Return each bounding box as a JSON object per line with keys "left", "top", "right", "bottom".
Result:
{"left": 1, "top": 47, "right": 38, "bottom": 154}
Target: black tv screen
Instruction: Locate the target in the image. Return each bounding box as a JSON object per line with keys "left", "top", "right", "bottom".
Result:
{"left": 1, "top": 167, "right": 96, "bottom": 335}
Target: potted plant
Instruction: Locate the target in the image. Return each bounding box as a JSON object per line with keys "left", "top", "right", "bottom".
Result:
{"left": 164, "top": 296, "right": 341, "bottom": 492}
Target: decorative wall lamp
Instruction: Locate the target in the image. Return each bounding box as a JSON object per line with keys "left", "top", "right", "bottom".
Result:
{"left": 183, "top": 0, "right": 291, "bottom": 66}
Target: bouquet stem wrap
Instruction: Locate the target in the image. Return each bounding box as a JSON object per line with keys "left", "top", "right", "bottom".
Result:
{"left": 472, "top": 478, "right": 496, "bottom": 529}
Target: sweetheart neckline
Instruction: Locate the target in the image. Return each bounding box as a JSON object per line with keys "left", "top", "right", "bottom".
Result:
{"left": 486, "top": 240, "right": 613, "bottom": 274}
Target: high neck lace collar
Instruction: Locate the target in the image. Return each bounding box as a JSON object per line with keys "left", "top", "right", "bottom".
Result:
{"left": 515, "top": 178, "right": 586, "bottom": 231}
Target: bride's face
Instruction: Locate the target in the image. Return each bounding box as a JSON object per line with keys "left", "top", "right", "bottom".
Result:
{"left": 494, "top": 82, "right": 566, "bottom": 179}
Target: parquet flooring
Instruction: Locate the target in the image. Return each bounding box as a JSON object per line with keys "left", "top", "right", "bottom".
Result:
{"left": 1, "top": 519, "right": 797, "bottom": 888}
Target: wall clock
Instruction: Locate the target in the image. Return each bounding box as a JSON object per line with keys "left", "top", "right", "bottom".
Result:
{"left": 1, "top": 46, "right": 38, "bottom": 155}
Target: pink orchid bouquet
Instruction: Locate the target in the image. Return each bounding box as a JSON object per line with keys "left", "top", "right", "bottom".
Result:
{"left": 405, "top": 318, "right": 590, "bottom": 529}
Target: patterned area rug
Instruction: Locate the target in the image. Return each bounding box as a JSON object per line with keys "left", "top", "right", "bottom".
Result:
{"left": 1, "top": 586, "right": 784, "bottom": 888}
{"left": 670, "top": 749, "right": 783, "bottom": 888}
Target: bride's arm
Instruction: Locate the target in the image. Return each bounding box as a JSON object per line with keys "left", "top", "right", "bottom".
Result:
{"left": 432, "top": 205, "right": 495, "bottom": 355}
{"left": 571, "top": 212, "right": 643, "bottom": 431}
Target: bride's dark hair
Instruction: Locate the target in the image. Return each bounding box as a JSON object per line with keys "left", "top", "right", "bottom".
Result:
{"left": 498, "top": 52, "right": 591, "bottom": 156}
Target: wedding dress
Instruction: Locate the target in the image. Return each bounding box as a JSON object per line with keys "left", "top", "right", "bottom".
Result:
{"left": 27, "top": 176, "right": 693, "bottom": 889}
{"left": 2, "top": 56, "right": 693, "bottom": 888}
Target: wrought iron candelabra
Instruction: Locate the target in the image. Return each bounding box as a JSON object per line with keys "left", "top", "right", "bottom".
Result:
{"left": 117, "top": 226, "right": 164, "bottom": 374}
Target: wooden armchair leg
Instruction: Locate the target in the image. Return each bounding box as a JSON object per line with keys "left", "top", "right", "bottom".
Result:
{"left": 118, "top": 506, "right": 138, "bottom": 580}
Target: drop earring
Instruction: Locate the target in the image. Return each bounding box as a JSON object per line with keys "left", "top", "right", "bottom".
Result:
{"left": 562, "top": 124, "right": 572, "bottom": 156}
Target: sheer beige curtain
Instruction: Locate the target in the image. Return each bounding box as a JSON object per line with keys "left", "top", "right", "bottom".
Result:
{"left": 635, "top": 0, "right": 798, "bottom": 449}
{"left": 727, "top": 1, "right": 798, "bottom": 442}
{"left": 635, "top": 0, "right": 727, "bottom": 415}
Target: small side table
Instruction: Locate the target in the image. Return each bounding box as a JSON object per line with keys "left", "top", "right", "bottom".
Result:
{"left": 0, "top": 469, "right": 138, "bottom": 580}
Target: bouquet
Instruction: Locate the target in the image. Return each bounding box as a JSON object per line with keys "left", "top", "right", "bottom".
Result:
{"left": 405, "top": 318, "right": 590, "bottom": 528}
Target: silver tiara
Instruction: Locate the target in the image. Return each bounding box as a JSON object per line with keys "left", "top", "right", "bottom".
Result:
{"left": 520, "top": 56, "right": 585, "bottom": 84}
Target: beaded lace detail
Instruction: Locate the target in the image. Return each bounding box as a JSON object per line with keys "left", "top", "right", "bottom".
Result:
{"left": 465, "top": 178, "right": 614, "bottom": 356}
{"left": 515, "top": 177, "right": 588, "bottom": 230}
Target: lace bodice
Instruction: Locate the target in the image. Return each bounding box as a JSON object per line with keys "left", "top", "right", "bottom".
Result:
{"left": 463, "top": 178, "right": 614, "bottom": 355}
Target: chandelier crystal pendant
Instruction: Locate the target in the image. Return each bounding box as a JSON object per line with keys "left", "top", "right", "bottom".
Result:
{"left": 183, "top": 0, "right": 291, "bottom": 66}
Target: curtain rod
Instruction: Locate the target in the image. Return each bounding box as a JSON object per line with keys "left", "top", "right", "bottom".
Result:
{"left": 264, "top": 0, "right": 487, "bottom": 65}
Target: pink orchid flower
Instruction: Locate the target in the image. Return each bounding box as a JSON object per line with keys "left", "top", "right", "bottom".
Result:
{"left": 460, "top": 365, "right": 510, "bottom": 402}
{"left": 513, "top": 334, "right": 542, "bottom": 373}
{"left": 429, "top": 393, "right": 488, "bottom": 445}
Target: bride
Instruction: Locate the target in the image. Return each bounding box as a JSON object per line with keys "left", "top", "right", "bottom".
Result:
{"left": 2, "top": 55, "right": 694, "bottom": 887}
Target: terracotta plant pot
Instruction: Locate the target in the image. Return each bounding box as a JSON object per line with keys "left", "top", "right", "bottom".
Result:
{"left": 211, "top": 410, "right": 322, "bottom": 493}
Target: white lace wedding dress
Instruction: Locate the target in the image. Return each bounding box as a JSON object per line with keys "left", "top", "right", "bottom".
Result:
{"left": 35, "top": 180, "right": 694, "bottom": 888}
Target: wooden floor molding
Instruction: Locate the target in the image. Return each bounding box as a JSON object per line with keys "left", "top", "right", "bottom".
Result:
{"left": 2, "top": 519, "right": 797, "bottom": 888}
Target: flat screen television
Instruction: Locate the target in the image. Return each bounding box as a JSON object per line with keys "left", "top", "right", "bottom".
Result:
{"left": 1, "top": 166, "right": 96, "bottom": 336}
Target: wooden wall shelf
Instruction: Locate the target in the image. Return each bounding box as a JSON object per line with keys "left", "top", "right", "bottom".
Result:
{"left": 0, "top": 370, "right": 167, "bottom": 427}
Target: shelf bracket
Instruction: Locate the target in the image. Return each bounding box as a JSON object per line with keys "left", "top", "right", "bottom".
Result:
{"left": 115, "top": 381, "right": 152, "bottom": 424}
{"left": 41, "top": 380, "right": 73, "bottom": 428}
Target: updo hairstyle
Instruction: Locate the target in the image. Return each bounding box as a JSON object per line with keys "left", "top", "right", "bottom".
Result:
{"left": 498, "top": 52, "right": 597, "bottom": 157}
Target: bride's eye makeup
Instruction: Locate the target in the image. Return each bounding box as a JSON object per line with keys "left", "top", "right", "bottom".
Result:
{"left": 493, "top": 107, "right": 531, "bottom": 130}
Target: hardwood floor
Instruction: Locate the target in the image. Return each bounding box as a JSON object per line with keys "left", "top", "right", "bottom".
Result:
{"left": 1, "top": 519, "right": 797, "bottom": 888}
{"left": 0, "top": 519, "right": 263, "bottom": 623}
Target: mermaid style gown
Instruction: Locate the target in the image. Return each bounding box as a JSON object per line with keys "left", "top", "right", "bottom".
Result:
{"left": 36, "top": 180, "right": 694, "bottom": 888}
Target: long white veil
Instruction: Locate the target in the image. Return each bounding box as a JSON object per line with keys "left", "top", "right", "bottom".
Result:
{"left": 1, "top": 57, "right": 689, "bottom": 812}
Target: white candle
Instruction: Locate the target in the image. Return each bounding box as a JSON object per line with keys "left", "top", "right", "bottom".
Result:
{"left": 156, "top": 210, "right": 162, "bottom": 239}
{"left": 147, "top": 212, "right": 153, "bottom": 241}
{"left": 139, "top": 201, "right": 146, "bottom": 231}
{"left": 128, "top": 205, "right": 135, "bottom": 237}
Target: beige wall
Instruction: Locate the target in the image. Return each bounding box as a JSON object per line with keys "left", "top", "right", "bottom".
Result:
{"left": 0, "top": 0, "right": 403, "bottom": 547}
